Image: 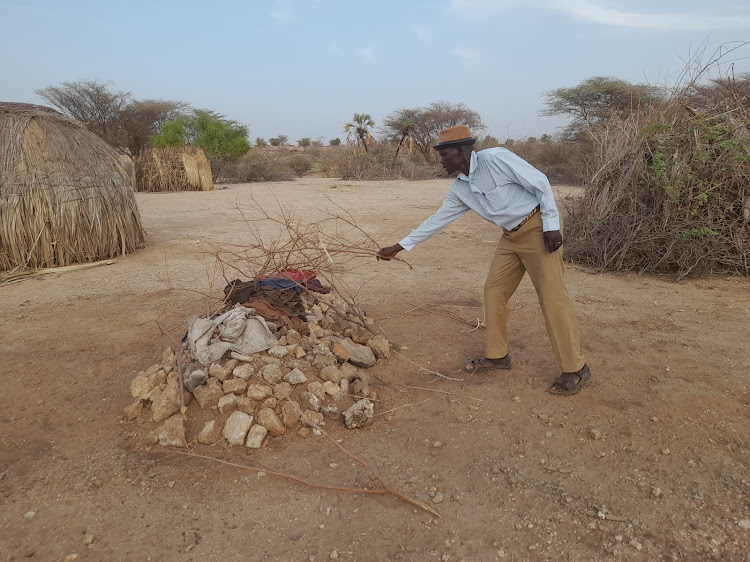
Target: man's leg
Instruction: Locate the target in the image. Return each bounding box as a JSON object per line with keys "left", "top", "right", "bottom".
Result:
{"left": 515, "top": 215, "right": 585, "bottom": 373}
{"left": 484, "top": 238, "right": 526, "bottom": 360}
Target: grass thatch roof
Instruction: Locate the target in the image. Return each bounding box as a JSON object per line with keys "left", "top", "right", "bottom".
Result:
{"left": 0, "top": 102, "right": 145, "bottom": 272}
{"left": 133, "top": 146, "right": 213, "bottom": 192}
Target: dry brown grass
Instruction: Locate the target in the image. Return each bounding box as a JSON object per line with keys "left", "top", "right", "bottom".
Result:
{"left": 133, "top": 146, "right": 213, "bottom": 192}
{"left": 0, "top": 102, "right": 145, "bottom": 272}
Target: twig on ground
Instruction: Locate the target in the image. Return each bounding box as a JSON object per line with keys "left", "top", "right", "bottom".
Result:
{"left": 392, "top": 350, "right": 464, "bottom": 383}
{"left": 376, "top": 395, "right": 441, "bottom": 416}
{"left": 172, "top": 451, "right": 439, "bottom": 517}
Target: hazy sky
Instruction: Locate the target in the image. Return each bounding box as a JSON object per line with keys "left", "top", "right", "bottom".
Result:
{"left": 1, "top": 0, "right": 748, "bottom": 143}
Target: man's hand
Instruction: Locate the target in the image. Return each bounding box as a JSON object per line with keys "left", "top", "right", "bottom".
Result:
{"left": 377, "top": 243, "right": 404, "bottom": 261}
{"left": 543, "top": 230, "right": 563, "bottom": 253}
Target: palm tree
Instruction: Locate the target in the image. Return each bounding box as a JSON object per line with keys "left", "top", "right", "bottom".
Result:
{"left": 344, "top": 113, "right": 375, "bottom": 152}
{"left": 393, "top": 117, "right": 415, "bottom": 161}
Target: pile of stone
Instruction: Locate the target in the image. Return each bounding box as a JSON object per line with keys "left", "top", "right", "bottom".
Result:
{"left": 124, "top": 292, "right": 391, "bottom": 449}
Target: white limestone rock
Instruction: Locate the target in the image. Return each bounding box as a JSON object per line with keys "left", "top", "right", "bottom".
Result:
{"left": 146, "top": 414, "right": 187, "bottom": 447}
{"left": 344, "top": 399, "right": 374, "bottom": 429}
{"left": 197, "top": 420, "right": 222, "bottom": 445}
{"left": 218, "top": 393, "right": 238, "bottom": 414}
{"left": 259, "top": 364, "right": 283, "bottom": 385}
{"left": 232, "top": 363, "right": 255, "bottom": 380}
{"left": 223, "top": 411, "right": 253, "bottom": 446}
{"left": 257, "top": 407, "right": 286, "bottom": 436}
{"left": 283, "top": 368, "right": 307, "bottom": 385}
{"left": 245, "top": 424, "right": 268, "bottom": 449}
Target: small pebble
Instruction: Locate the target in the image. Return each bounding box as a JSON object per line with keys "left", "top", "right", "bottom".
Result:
{"left": 329, "top": 549, "right": 339, "bottom": 560}
{"left": 84, "top": 535, "right": 94, "bottom": 545}
{"left": 23, "top": 511, "right": 35, "bottom": 520}
{"left": 661, "top": 448, "right": 670, "bottom": 455}
{"left": 652, "top": 487, "right": 662, "bottom": 498}
{"left": 591, "top": 429, "right": 602, "bottom": 440}
{"left": 615, "top": 535, "right": 623, "bottom": 542}
{"left": 512, "top": 396, "right": 520, "bottom": 402}
{"left": 545, "top": 431, "right": 553, "bottom": 438}
{"left": 432, "top": 492, "right": 445, "bottom": 504}
{"left": 629, "top": 539, "right": 643, "bottom": 551}
{"left": 738, "top": 519, "right": 750, "bottom": 529}
{"left": 432, "top": 441, "right": 443, "bottom": 448}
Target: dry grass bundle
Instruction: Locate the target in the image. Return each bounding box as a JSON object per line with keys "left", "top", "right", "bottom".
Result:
{"left": 565, "top": 53, "right": 750, "bottom": 279}
{"left": 133, "top": 146, "right": 213, "bottom": 192}
{"left": 0, "top": 102, "right": 145, "bottom": 272}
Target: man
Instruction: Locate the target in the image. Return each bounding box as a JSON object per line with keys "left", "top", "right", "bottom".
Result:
{"left": 377, "top": 125, "right": 591, "bottom": 395}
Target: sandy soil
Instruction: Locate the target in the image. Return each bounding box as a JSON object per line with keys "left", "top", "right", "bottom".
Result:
{"left": 1, "top": 177, "right": 749, "bottom": 562}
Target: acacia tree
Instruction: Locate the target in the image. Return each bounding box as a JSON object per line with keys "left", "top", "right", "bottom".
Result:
{"left": 542, "top": 76, "right": 663, "bottom": 139}
{"left": 36, "top": 80, "right": 186, "bottom": 155}
{"left": 344, "top": 113, "right": 375, "bottom": 152}
{"left": 269, "top": 134, "right": 288, "bottom": 146}
{"left": 36, "top": 79, "right": 131, "bottom": 147}
{"left": 382, "top": 102, "right": 485, "bottom": 160}
{"left": 118, "top": 99, "right": 186, "bottom": 156}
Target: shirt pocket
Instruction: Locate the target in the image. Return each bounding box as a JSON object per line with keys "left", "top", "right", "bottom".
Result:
{"left": 482, "top": 184, "right": 509, "bottom": 210}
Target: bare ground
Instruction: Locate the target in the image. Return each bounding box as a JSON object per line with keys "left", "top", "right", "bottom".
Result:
{"left": 1, "top": 178, "right": 749, "bottom": 562}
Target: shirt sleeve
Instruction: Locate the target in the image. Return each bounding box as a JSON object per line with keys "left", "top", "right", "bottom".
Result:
{"left": 492, "top": 151, "right": 560, "bottom": 231}
{"left": 398, "top": 188, "right": 469, "bottom": 251}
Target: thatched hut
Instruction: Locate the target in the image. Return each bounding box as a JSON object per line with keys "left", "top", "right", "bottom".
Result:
{"left": 0, "top": 102, "right": 145, "bottom": 272}
{"left": 133, "top": 146, "right": 213, "bottom": 192}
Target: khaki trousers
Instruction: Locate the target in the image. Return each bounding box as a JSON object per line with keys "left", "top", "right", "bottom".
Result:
{"left": 484, "top": 213, "right": 585, "bottom": 373}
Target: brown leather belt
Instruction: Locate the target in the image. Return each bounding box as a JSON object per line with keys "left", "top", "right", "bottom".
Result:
{"left": 508, "top": 205, "right": 541, "bottom": 232}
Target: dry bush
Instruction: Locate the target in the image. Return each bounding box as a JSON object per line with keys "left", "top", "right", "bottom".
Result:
{"left": 502, "top": 140, "right": 588, "bottom": 184}
{"left": 322, "top": 147, "right": 442, "bottom": 181}
{"left": 286, "top": 154, "right": 313, "bottom": 177}
{"left": 219, "top": 150, "right": 294, "bottom": 183}
{"left": 565, "top": 70, "right": 750, "bottom": 279}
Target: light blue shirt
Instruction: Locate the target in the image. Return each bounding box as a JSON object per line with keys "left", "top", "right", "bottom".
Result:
{"left": 399, "top": 147, "right": 560, "bottom": 251}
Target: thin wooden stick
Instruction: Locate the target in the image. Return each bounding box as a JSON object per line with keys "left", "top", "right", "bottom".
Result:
{"left": 172, "top": 451, "right": 440, "bottom": 517}
{"left": 376, "top": 395, "right": 440, "bottom": 416}
{"left": 373, "top": 375, "right": 484, "bottom": 403}
{"left": 392, "top": 350, "right": 464, "bottom": 383}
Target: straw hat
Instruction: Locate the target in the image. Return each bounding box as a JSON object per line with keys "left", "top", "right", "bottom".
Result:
{"left": 433, "top": 125, "right": 476, "bottom": 150}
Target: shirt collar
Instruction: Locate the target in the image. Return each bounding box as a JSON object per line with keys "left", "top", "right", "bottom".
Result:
{"left": 457, "top": 150, "right": 477, "bottom": 181}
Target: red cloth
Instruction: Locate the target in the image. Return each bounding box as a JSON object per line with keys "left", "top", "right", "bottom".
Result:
{"left": 279, "top": 268, "right": 317, "bottom": 283}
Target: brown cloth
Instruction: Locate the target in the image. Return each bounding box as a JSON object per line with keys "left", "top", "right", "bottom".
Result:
{"left": 243, "top": 298, "right": 308, "bottom": 334}
{"left": 223, "top": 280, "right": 308, "bottom": 334}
